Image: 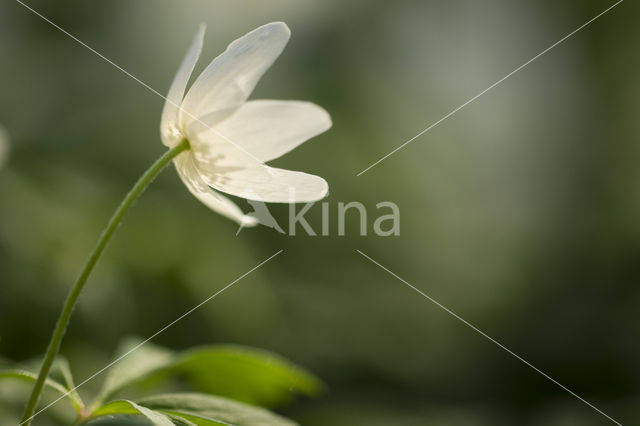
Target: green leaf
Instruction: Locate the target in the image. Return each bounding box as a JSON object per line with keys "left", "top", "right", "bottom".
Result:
{"left": 95, "top": 337, "right": 175, "bottom": 404}
{"left": 52, "top": 358, "right": 74, "bottom": 389}
{"left": 90, "top": 400, "right": 139, "bottom": 416}
{"left": 164, "top": 414, "right": 200, "bottom": 426}
{"left": 51, "top": 357, "right": 83, "bottom": 408}
{"left": 90, "top": 399, "right": 174, "bottom": 426}
{"left": 0, "top": 369, "right": 84, "bottom": 412}
{"left": 165, "top": 412, "right": 227, "bottom": 426}
{"left": 138, "top": 393, "right": 297, "bottom": 426}
{"left": 97, "top": 338, "right": 323, "bottom": 409}
{"left": 165, "top": 345, "right": 324, "bottom": 407}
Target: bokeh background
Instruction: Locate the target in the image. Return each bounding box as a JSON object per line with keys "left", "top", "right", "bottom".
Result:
{"left": 1, "top": 0, "right": 639, "bottom": 424}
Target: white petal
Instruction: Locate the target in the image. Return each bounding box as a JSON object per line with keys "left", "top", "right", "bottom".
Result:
{"left": 160, "top": 25, "right": 205, "bottom": 147}
{"left": 180, "top": 22, "right": 290, "bottom": 128}
{"left": 187, "top": 100, "right": 332, "bottom": 163}
{"left": 194, "top": 160, "right": 329, "bottom": 203}
{"left": 175, "top": 153, "right": 258, "bottom": 226}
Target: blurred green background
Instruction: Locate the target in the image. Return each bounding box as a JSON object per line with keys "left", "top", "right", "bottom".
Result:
{"left": 1, "top": 0, "right": 639, "bottom": 424}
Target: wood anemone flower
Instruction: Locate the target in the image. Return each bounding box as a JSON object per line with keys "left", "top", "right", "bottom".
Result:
{"left": 161, "top": 22, "right": 331, "bottom": 226}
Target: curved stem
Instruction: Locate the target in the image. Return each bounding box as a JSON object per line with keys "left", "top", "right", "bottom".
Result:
{"left": 21, "top": 139, "right": 190, "bottom": 425}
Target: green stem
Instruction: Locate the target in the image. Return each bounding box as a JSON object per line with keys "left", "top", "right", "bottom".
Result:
{"left": 21, "top": 139, "right": 190, "bottom": 425}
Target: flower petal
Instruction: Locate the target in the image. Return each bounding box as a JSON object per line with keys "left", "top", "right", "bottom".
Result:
{"left": 161, "top": 24, "right": 205, "bottom": 147}
{"left": 175, "top": 153, "right": 258, "bottom": 226}
{"left": 187, "top": 100, "right": 331, "bottom": 163}
{"left": 180, "top": 22, "right": 290, "bottom": 128}
{"left": 194, "top": 160, "right": 329, "bottom": 203}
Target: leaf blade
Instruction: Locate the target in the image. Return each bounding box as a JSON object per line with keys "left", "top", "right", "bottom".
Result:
{"left": 95, "top": 338, "right": 323, "bottom": 409}
{"left": 167, "top": 345, "right": 323, "bottom": 407}
{"left": 0, "top": 369, "right": 84, "bottom": 412}
{"left": 51, "top": 357, "right": 83, "bottom": 409}
{"left": 137, "top": 393, "right": 297, "bottom": 426}
{"left": 164, "top": 412, "right": 230, "bottom": 426}
{"left": 89, "top": 399, "right": 174, "bottom": 426}
{"left": 95, "top": 337, "right": 175, "bottom": 404}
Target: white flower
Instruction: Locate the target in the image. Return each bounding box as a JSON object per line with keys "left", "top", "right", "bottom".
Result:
{"left": 161, "top": 22, "right": 331, "bottom": 226}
